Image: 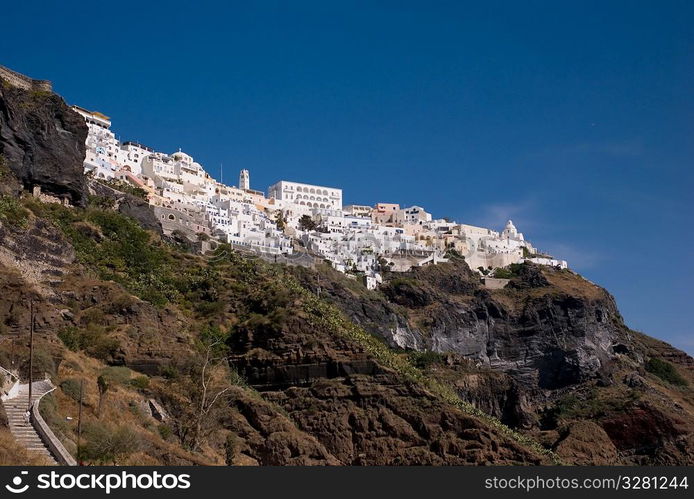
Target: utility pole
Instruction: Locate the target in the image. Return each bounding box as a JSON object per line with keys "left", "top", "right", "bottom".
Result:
{"left": 77, "top": 379, "right": 84, "bottom": 463}
{"left": 27, "top": 300, "right": 34, "bottom": 412}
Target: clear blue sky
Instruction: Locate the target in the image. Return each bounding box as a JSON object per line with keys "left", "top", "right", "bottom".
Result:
{"left": 2, "top": 1, "right": 692, "bottom": 353}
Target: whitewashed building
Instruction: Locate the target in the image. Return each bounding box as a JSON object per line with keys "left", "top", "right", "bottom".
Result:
{"left": 268, "top": 180, "right": 343, "bottom": 212}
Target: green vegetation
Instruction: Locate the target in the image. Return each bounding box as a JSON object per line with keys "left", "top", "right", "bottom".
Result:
{"left": 298, "top": 214, "right": 317, "bottom": 231}
{"left": 492, "top": 263, "right": 524, "bottom": 279}
{"left": 284, "top": 275, "right": 560, "bottom": 463}
{"left": 129, "top": 375, "right": 150, "bottom": 391}
{"left": 80, "top": 422, "right": 142, "bottom": 464}
{"left": 408, "top": 350, "right": 447, "bottom": 369}
{"left": 26, "top": 200, "right": 225, "bottom": 308}
{"left": 645, "top": 358, "right": 688, "bottom": 386}
{"left": 100, "top": 366, "right": 132, "bottom": 386}
{"left": 57, "top": 325, "right": 120, "bottom": 361}
{"left": 549, "top": 389, "right": 640, "bottom": 422}
{"left": 59, "top": 378, "right": 83, "bottom": 401}
{"left": 97, "top": 178, "right": 149, "bottom": 200}
{"left": 275, "top": 211, "right": 287, "bottom": 231}
{"left": 0, "top": 196, "right": 29, "bottom": 228}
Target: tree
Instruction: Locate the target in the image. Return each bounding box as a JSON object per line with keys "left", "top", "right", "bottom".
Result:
{"left": 166, "top": 328, "right": 235, "bottom": 451}
{"left": 298, "top": 215, "right": 317, "bottom": 232}
{"left": 82, "top": 423, "right": 142, "bottom": 465}
{"left": 96, "top": 375, "right": 109, "bottom": 418}
{"left": 275, "top": 211, "right": 286, "bottom": 231}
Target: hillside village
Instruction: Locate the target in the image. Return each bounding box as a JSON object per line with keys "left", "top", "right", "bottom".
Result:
{"left": 72, "top": 105, "right": 567, "bottom": 288}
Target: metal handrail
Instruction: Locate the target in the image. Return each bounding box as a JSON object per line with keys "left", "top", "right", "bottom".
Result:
{"left": 0, "top": 365, "right": 18, "bottom": 381}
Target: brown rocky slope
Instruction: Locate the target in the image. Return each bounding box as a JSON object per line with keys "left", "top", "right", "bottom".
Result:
{"left": 0, "top": 78, "right": 691, "bottom": 465}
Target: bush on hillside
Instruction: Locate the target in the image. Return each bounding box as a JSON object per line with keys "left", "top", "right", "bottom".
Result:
{"left": 645, "top": 358, "right": 688, "bottom": 386}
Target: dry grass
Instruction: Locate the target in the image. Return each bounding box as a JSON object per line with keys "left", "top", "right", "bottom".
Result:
{"left": 0, "top": 429, "right": 53, "bottom": 465}
{"left": 46, "top": 350, "right": 213, "bottom": 465}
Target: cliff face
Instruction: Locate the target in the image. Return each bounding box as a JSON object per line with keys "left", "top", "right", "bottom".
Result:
{"left": 0, "top": 80, "right": 691, "bottom": 466}
{"left": 0, "top": 82, "right": 87, "bottom": 206}
{"left": 293, "top": 260, "right": 621, "bottom": 393}
{"left": 290, "top": 260, "right": 694, "bottom": 464}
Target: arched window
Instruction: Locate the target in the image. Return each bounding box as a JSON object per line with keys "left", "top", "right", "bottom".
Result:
{"left": 310, "top": 188, "right": 316, "bottom": 194}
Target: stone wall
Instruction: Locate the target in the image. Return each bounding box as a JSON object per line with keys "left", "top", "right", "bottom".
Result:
{"left": 0, "top": 65, "right": 52, "bottom": 92}
{"left": 31, "top": 381, "right": 77, "bottom": 466}
{"left": 481, "top": 277, "right": 510, "bottom": 290}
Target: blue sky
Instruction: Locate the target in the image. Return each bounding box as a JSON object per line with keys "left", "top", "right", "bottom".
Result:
{"left": 2, "top": 1, "right": 692, "bottom": 353}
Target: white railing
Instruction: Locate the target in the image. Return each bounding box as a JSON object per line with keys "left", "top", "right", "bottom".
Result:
{"left": 0, "top": 365, "right": 19, "bottom": 401}
{"left": 30, "top": 380, "right": 77, "bottom": 466}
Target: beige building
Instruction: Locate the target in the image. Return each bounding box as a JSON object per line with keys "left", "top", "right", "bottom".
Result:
{"left": 372, "top": 203, "right": 400, "bottom": 225}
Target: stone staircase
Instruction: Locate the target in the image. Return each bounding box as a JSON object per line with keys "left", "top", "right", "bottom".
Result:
{"left": 3, "top": 381, "right": 58, "bottom": 465}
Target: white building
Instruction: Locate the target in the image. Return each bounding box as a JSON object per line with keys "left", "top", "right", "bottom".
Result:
{"left": 395, "top": 205, "right": 432, "bottom": 225}
{"left": 501, "top": 219, "right": 524, "bottom": 242}
{"left": 73, "top": 103, "right": 570, "bottom": 278}
{"left": 343, "top": 204, "right": 372, "bottom": 218}
{"left": 268, "top": 180, "right": 343, "bottom": 212}
{"left": 239, "top": 169, "right": 250, "bottom": 190}
{"left": 72, "top": 106, "right": 120, "bottom": 179}
{"left": 118, "top": 141, "right": 154, "bottom": 176}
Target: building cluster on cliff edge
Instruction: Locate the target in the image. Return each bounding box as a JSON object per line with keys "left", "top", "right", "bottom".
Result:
{"left": 0, "top": 65, "right": 52, "bottom": 93}
{"left": 1, "top": 65, "right": 567, "bottom": 289}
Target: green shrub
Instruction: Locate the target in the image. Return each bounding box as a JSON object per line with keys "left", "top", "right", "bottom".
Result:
{"left": 158, "top": 424, "right": 172, "bottom": 440}
{"left": 31, "top": 203, "right": 182, "bottom": 307}
{"left": 58, "top": 327, "right": 82, "bottom": 351}
{"left": 81, "top": 422, "right": 142, "bottom": 464}
{"left": 59, "top": 378, "right": 83, "bottom": 401}
{"left": 97, "top": 179, "right": 148, "bottom": 200}
{"left": 24, "top": 350, "right": 55, "bottom": 378}
{"left": 408, "top": 350, "right": 447, "bottom": 369}
{"left": 99, "top": 366, "right": 131, "bottom": 386}
{"left": 129, "top": 376, "right": 150, "bottom": 391}
{"left": 493, "top": 263, "right": 525, "bottom": 279}
{"left": 645, "top": 358, "right": 688, "bottom": 386}
{"left": 87, "top": 335, "right": 121, "bottom": 361}
{"left": 492, "top": 267, "right": 514, "bottom": 279}
{"left": 160, "top": 365, "right": 179, "bottom": 380}
{"left": 58, "top": 325, "right": 121, "bottom": 361}
{"left": 0, "top": 196, "right": 29, "bottom": 228}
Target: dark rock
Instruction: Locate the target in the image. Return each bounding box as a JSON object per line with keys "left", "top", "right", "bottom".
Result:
{"left": 89, "top": 180, "right": 162, "bottom": 234}
{"left": 624, "top": 372, "right": 646, "bottom": 388}
{"left": 507, "top": 263, "right": 550, "bottom": 289}
{"left": 0, "top": 83, "right": 87, "bottom": 205}
{"left": 612, "top": 343, "right": 630, "bottom": 354}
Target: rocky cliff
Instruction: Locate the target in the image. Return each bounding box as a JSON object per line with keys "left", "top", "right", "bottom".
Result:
{"left": 0, "top": 81, "right": 691, "bottom": 466}
{"left": 289, "top": 260, "right": 694, "bottom": 464}
{"left": 0, "top": 80, "right": 87, "bottom": 206}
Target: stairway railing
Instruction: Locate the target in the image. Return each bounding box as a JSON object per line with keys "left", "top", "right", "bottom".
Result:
{"left": 30, "top": 380, "right": 76, "bottom": 466}
{"left": 0, "top": 366, "right": 20, "bottom": 401}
